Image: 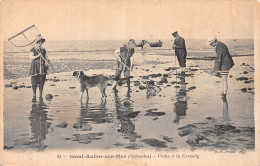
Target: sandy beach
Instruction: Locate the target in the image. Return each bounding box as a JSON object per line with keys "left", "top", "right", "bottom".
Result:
{"left": 3, "top": 55, "right": 254, "bottom": 151}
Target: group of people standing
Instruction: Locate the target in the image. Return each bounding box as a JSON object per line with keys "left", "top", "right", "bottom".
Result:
{"left": 29, "top": 32, "right": 234, "bottom": 101}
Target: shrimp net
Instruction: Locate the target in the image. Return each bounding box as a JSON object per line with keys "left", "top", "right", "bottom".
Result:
{"left": 8, "top": 25, "right": 40, "bottom": 52}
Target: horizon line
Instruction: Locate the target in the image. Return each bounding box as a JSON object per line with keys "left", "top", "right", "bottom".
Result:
{"left": 3, "top": 38, "right": 254, "bottom": 42}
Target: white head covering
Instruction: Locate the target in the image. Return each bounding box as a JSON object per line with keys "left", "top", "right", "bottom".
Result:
{"left": 207, "top": 35, "right": 217, "bottom": 45}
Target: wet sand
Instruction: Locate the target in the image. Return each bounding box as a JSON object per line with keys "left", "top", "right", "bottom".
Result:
{"left": 3, "top": 56, "right": 254, "bottom": 151}
{"left": 3, "top": 59, "right": 116, "bottom": 79}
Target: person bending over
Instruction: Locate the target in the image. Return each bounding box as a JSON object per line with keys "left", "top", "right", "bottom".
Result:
{"left": 207, "top": 35, "right": 234, "bottom": 100}
{"left": 111, "top": 39, "right": 136, "bottom": 92}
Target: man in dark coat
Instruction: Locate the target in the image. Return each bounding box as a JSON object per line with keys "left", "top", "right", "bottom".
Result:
{"left": 207, "top": 35, "right": 235, "bottom": 100}
{"left": 172, "top": 31, "right": 187, "bottom": 76}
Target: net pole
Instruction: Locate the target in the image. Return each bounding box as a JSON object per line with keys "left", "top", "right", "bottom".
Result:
{"left": 112, "top": 52, "right": 161, "bottom": 92}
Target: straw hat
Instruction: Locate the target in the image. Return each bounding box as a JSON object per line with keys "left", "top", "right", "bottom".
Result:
{"left": 35, "top": 34, "right": 45, "bottom": 44}
{"left": 207, "top": 35, "right": 217, "bottom": 45}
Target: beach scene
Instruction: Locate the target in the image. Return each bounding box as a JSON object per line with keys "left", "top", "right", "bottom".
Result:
{"left": 3, "top": 39, "right": 255, "bottom": 151}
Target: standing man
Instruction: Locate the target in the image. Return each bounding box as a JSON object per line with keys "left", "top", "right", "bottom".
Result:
{"left": 207, "top": 35, "right": 234, "bottom": 100}
{"left": 111, "top": 39, "right": 136, "bottom": 91}
{"left": 29, "top": 34, "right": 50, "bottom": 101}
{"left": 172, "top": 31, "right": 187, "bottom": 76}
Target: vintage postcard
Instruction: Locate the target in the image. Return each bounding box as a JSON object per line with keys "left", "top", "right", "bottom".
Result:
{"left": 0, "top": 0, "right": 259, "bottom": 165}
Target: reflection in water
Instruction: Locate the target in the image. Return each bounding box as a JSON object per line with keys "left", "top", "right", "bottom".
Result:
{"left": 77, "top": 100, "right": 108, "bottom": 130}
{"left": 114, "top": 90, "right": 139, "bottom": 142}
{"left": 28, "top": 99, "right": 51, "bottom": 150}
{"left": 222, "top": 98, "right": 230, "bottom": 123}
{"left": 173, "top": 76, "right": 188, "bottom": 124}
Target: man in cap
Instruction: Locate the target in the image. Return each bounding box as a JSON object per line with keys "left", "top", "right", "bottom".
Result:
{"left": 29, "top": 34, "right": 51, "bottom": 101}
{"left": 207, "top": 35, "right": 234, "bottom": 100}
{"left": 111, "top": 39, "right": 136, "bottom": 92}
{"left": 172, "top": 31, "right": 187, "bottom": 76}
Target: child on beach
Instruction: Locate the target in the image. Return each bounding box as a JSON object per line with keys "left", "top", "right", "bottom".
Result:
{"left": 207, "top": 35, "right": 234, "bottom": 100}
{"left": 111, "top": 39, "right": 136, "bottom": 91}
{"left": 29, "top": 35, "right": 50, "bottom": 101}
{"left": 172, "top": 31, "right": 187, "bottom": 76}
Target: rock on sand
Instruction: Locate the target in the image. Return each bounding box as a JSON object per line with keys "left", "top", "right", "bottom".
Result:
{"left": 82, "top": 123, "right": 92, "bottom": 131}
{"left": 12, "top": 86, "right": 19, "bottom": 90}
{"left": 134, "top": 81, "right": 140, "bottom": 86}
{"left": 46, "top": 94, "right": 53, "bottom": 100}
{"left": 56, "top": 121, "right": 68, "bottom": 128}
{"left": 141, "top": 138, "right": 167, "bottom": 148}
{"left": 139, "top": 85, "right": 146, "bottom": 90}
{"left": 5, "top": 84, "right": 12, "bottom": 88}
{"left": 177, "top": 117, "right": 255, "bottom": 150}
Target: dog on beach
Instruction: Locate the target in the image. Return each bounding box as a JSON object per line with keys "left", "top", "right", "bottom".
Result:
{"left": 73, "top": 71, "right": 114, "bottom": 101}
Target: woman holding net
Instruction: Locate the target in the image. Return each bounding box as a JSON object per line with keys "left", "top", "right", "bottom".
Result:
{"left": 29, "top": 35, "right": 50, "bottom": 101}
{"left": 8, "top": 26, "right": 53, "bottom": 102}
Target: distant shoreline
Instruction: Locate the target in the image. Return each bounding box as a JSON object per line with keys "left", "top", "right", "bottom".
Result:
{"left": 2, "top": 38, "right": 255, "bottom": 42}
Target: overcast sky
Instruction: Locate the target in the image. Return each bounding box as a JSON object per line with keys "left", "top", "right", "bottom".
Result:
{"left": 0, "top": 0, "right": 255, "bottom": 41}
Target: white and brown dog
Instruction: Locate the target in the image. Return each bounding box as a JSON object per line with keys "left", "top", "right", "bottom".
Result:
{"left": 73, "top": 71, "right": 113, "bottom": 101}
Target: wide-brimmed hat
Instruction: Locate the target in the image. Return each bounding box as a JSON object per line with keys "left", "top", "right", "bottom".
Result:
{"left": 35, "top": 34, "right": 45, "bottom": 44}
{"left": 207, "top": 35, "right": 217, "bottom": 45}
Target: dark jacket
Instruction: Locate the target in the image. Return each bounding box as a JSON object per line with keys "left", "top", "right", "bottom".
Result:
{"left": 174, "top": 37, "right": 187, "bottom": 57}
{"left": 214, "top": 42, "right": 234, "bottom": 71}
